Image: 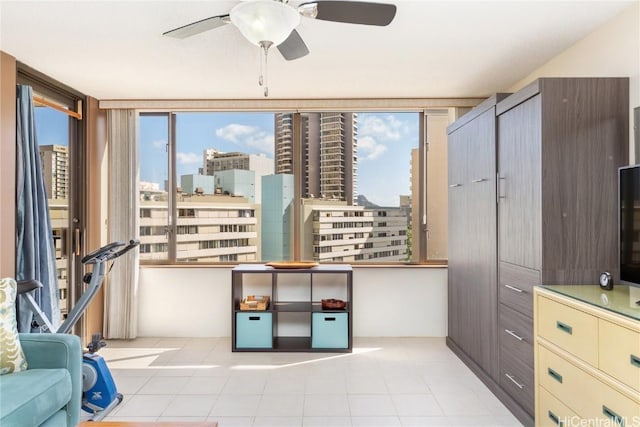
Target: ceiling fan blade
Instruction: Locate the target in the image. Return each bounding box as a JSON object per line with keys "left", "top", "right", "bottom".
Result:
{"left": 277, "top": 30, "right": 310, "bottom": 61}
{"left": 304, "top": 1, "right": 396, "bottom": 26}
{"left": 163, "top": 15, "right": 230, "bottom": 39}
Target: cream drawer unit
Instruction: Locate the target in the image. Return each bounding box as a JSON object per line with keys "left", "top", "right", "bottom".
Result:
{"left": 599, "top": 319, "right": 640, "bottom": 392}
{"left": 534, "top": 286, "right": 640, "bottom": 427}
{"left": 586, "top": 376, "right": 640, "bottom": 426}
{"left": 537, "top": 344, "right": 601, "bottom": 417}
{"left": 537, "top": 387, "right": 580, "bottom": 427}
{"left": 537, "top": 295, "right": 598, "bottom": 366}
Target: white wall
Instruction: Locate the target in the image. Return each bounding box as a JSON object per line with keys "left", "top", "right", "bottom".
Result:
{"left": 136, "top": 5, "right": 639, "bottom": 340}
{"left": 509, "top": 2, "right": 639, "bottom": 160}
{"left": 137, "top": 267, "right": 447, "bottom": 338}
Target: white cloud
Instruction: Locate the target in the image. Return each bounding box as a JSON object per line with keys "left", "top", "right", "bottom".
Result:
{"left": 151, "top": 139, "right": 167, "bottom": 150}
{"left": 176, "top": 152, "right": 201, "bottom": 165}
{"left": 358, "top": 135, "right": 387, "bottom": 161}
{"left": 215, "top": 124, "right": 274, "bottom": 155}
{"left": 216, "top": 124, "right": 255, "bottom": 143}
{"left": 359, "top": 114, "right": 408, "bottom": 141}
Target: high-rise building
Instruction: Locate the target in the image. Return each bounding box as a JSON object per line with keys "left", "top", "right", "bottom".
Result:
{"left": 139, "top": 192, "right": 259, "bottom": 262}
{"left": 180, "top": 174, "right": 216, "bottom": 195}
{"left": 202, "top": 149, "right": 273, "bottom": 203}
{"left": 39, "top": 144, "right": 68, "bottom": 200}
{"left": 274, "top": 114, "right": 294, "bottom": 175}
{"left": 215, "top": 169, "right": 256, "bottom": 203}
{"left": 261, "top": 174, "right": 294, "bottom": 261}
{"left": 274, "top": 113, "right": 358, "bottom": 204}
{"left": 300, "top": 200, "right": 408, "bottom": 263}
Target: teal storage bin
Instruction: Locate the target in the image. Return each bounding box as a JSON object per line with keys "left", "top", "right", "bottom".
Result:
{"left": 312, "top": 312, "right": 348, "bottom": 349}
{"left": 236, "top": 312, "right": 272, "bottom": 348}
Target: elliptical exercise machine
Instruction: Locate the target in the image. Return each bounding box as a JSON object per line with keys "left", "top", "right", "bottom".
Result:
{"left": 17, "top": 239, "right": 139, "bottom": 421}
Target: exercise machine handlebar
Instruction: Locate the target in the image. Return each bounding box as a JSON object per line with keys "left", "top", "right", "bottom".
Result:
{"left": 82, "top": 239, "right": 140, "bottom": 265}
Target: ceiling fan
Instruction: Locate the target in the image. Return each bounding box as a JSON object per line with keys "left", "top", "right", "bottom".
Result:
{"left": 163, "top": 0, "right": 397, "bottom": 96}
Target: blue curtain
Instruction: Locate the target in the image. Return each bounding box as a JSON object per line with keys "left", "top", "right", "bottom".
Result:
{"left": 16, "top": 84, "right": 60, "bottom": 332}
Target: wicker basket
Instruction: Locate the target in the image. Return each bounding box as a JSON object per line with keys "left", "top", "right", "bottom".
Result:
{"left": 321, "top": 298, "right": 346, "bottom": 310}
{"left": 240, "top": 295, "right": 270, "bottom": 311}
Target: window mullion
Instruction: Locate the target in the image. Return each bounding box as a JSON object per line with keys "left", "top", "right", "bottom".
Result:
{"left": 168, "top": 112, "right": 177, "bottom": 262}
{"left": 292, "top": 112, "right": 302, "bottom": 261}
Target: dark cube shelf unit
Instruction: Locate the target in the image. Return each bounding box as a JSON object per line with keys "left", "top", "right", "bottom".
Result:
{"left": 231, "top": 264, "right": 353, "bottom": 352}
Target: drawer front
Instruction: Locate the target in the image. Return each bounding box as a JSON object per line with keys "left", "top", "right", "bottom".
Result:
{"left": 599, "top": 319, "right": 640, "bottom": 393}
{"left": 312, "top": 313, "right": 348, "bottom": 349}
{"left": 499, "top": 262, "right": 539, "bottom": 318}
{"left": 500, "top": 346, "right": 534, "bottom": 415}
{"left": 499, "top": 303, "right": 534, "bottom": 368}
{"left": 537, "top": 386, "right": 580, "bottom": 427}
{"left": 537, "top": 344, "right": 604, "bottom": 417}
{"left": 236, "top": 312, "right": 273, "bottom": 348}
{"left": 537, "top": 296, "right": 598, "bottom": 366}
{"left": 587, "top": 377, "right": 640, "bottom": 426}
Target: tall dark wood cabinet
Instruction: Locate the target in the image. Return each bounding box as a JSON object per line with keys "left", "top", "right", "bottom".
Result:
{"left": 447, "top": 78, "right": 629, "bottom": 427}
{"left": 447, "top": 94, "right": 510, "bottom": 379}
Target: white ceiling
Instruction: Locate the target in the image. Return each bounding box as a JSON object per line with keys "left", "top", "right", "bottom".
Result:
{"left": 0, "top": 0, "right": 635, "bottom": 100}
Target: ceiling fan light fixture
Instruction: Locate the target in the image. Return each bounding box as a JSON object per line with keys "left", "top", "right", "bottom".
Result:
{"left": 230, "top": 0, "right": 301, "bottom": 47}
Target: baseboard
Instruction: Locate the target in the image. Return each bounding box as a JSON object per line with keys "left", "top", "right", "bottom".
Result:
{"left": 446, "top": 337, "right": 534, "bottom": 427}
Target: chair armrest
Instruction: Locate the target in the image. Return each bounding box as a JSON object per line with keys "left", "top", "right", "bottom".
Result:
{"left": 19, "top": 333, "right": 82, "bottom": 427}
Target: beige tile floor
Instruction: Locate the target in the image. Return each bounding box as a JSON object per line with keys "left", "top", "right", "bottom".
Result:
{"left": 91, "top": 337, "right": 523, "bottom": 426}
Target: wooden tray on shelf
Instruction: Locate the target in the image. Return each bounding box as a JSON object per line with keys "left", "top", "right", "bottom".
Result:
{"left": 240, "top": 295, "right": 270, "bottom": 311}
{"left": 265, "top": 261, "right": 319, "bottom": 269}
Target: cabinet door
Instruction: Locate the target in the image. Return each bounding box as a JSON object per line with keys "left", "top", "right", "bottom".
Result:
{"left": 465, "top": 108, "right": 499, "bottom": 378}
{"left": 448, "top": 110, "right": 499, "bottom": 378}
{"left": 447, "top": 126, "right": 468, "bottom": 350}
{"left": 498, "top": 95, "right": 542, "bottom": 270}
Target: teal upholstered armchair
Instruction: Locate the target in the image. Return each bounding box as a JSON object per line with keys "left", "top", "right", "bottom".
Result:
{"left": 0, "top": 333, "right": 82, "bottom": 427}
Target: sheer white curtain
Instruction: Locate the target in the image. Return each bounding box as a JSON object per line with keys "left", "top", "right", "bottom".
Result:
{"left": 105, "top": 109, "right": 139, "bottom": 339}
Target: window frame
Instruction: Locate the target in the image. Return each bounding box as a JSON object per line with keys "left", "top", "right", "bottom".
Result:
{"left": 138, "top": 108, "right": 450, "bottom": 266}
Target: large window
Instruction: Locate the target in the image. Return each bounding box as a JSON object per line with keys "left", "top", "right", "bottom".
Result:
{"left": 138, "top": 110, "right": 449, "bottom": 264}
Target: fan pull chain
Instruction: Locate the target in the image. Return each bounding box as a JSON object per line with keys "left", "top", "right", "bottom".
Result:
{"left": 259, "top": 41, "right": 272, "bottom": 97}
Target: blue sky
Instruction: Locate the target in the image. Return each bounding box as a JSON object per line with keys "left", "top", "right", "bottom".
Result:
{"left": 34, "top": 107, "right": 69, "bottom": 146}
{"left": 140, "top": 111, "right": 418, "bottom": 207}
{"left": 33, "top": 105, "right": 418, "bottom": 205}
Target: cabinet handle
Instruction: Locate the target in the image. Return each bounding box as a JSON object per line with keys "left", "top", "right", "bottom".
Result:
{"left": 547, "top": 367, "right": 563, "bottom": 383}
{"left": 504, "top": 373, "right": 524, "bottom": 389}
{"left": 548, "top": 410, "right": 563, "bottom": 426}
{"left": 471, "top": 178, "right": 487, "bottom": 183}
{"left": 497, "top": 174, "right": 506, "bottom": 201}
{"left": 631, "top": 354, "right": 640, "bottom": 368}
{"left": 504, "top": 284, "right": 524, "bottom": 293}
{"left": 602, "top": 405, "right": 624, "bottom": 426}
{"left": 449, "top": 183, "right": 462, "bottom": 188}
{"left": 249, "top": 316, "right": 261, "bottom": 321}
{"left": 556, "top": 321, "right": 573, "bottom": 335}
{"left": 504, "top": 329, "right": 524, "bottom": 341}
{"left": 325, "top": 317, "right": 336, "bottom": 321}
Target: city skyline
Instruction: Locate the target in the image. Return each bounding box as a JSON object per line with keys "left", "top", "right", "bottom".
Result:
{"left": 140, "top": 112, "right": 418, "bottom": 207}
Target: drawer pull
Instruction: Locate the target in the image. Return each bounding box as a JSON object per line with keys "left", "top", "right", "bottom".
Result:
{"left": 602, "top": 405, "right": 624, "bottom": 426}
{"left": 548, "top": 410, "right": 563, "bottom": 426}
{"left": 547, "top": 367, "right": 563, "bottom": 383}
{"left": 504, "top": 373, "right": 524, "bottom": 389}
{"left": 449, "top": 183, "right": 462, "bottom": 188}
{"left": 504, "top": 329, "right": 524, "bottom": 341}
{"left": 249, "top": 316, "right": 261, "bottom": 321}
{"left": 631, "top": 354, "right": 640, "bottom": 368}
{"left": 471, "top": 178, "right": 487, "bottom": 183}
{"left": 556, "top": 321, "right": 573, "bottom": 335}
{"left": 504, "top": 284, "right": 524, "bottom": 293}
{"left": 325, "top": 317, "right": 336, "bottom": 321}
